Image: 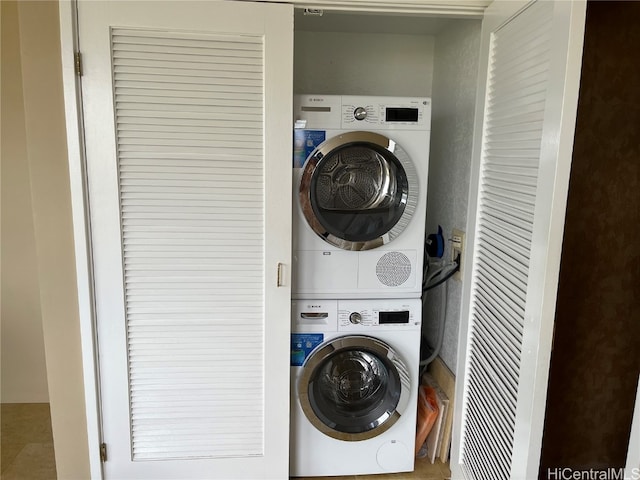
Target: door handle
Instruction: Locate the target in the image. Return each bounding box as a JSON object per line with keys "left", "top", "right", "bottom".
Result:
{"left": 301, "top": 313, "right": 328, "bottom": 319}
{"left": 277, "top": 262, "right": 285, "bottom": 287}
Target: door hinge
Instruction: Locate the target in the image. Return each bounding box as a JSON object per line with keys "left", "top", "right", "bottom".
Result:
{"left": 74, "top": 51, "right": 83, "bottom": 76}
{"left": 100, "top": 443, "right": 107, "bottom": 462}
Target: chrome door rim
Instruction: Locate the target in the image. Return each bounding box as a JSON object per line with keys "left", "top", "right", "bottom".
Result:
{"left": 298, "top": 335, "right": 411, "bottom": 441}
{"left": 299, "top": 131, "right": 419, "bottom": 251}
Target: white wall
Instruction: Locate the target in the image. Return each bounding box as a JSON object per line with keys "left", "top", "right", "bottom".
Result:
{"left": 1, "top": 0, "right": 49, "bottom": 404}
{"left": 424, "top": 19, "right": 481, "bottom": 372}
{"left": 294, "top": 31, "right": 434, "bottom": 96}
{"left": 9, "top": 1, "right": 90, "bottom": 477}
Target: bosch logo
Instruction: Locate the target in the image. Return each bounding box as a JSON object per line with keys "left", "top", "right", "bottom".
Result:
{"left": 306, "top": 304, "right": 322, "bottom": 309}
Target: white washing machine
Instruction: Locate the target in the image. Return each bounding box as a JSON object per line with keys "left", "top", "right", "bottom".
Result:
{"left": 292, "top": 95, "right": 431, "bottom": 299}
{"left": 290, "top": 298, "right": 421, "bottom": 477}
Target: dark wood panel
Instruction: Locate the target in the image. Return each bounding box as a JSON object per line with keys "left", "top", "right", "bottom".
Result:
{"left": 539, "top": 2, "right": 640, "bottom": 477}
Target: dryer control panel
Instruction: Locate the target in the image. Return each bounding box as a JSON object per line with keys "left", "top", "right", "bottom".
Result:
{"left": 341, "top": 96, "right": 430, "bottom": 129}
{"left": 294, "top": 94, "right": 431, "bottom": 131}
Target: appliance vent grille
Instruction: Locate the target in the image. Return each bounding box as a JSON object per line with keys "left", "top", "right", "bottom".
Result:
{"left": 111, "top": 27, "right": 265, "bottom": 461}
{"left": 376, "top": 252, "right": 411, "bottom": 286}
{"left": 461, "top": 1, "right": 553, "bottom": 479}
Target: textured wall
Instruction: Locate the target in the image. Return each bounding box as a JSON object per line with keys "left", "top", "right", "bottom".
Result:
{"left": 1, "top": 0, "right": 49, "bottom": 403}
{"left": 423, "top": 19, "right": 481, "bottom": 372}
{"left": 294, "top": 31, "right": 434, "bottom": 96}
{"left": 540, "top": 1, "right": 640, "bottom": 474}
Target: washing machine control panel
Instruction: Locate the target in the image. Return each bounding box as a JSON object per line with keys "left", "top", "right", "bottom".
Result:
{"left": 337, "top": 299, "right": 421, "bottom": 330}
{"left": 293, "top": 299, "right": 421, "bottom": 331}
{"left": 340, "top": 309, "right": 410, "bottom": 327}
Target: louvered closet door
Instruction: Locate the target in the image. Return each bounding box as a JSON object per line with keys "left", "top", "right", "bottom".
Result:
{"left": 78, "top": 2, "right": 293, "bottom": 478}
{"left": 451, "top": 2, "right": 586, "bottom": 480}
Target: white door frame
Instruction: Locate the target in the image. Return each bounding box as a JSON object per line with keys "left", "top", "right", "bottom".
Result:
{"left": 58, "top": 1, "right": 103, "bottom": 477}
{"left": 247, "top": 0, "right": 489, "bottom": 15}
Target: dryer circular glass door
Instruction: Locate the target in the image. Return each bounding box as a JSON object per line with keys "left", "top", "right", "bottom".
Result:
{"left": 298, "top": 335, "right": 411, "bottom": 441}
{"left": 299, "top": 131, "right": 419, "bottom": 251}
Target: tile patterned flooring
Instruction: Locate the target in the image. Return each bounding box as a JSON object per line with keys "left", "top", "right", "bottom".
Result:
{"left": 1, "top": 403, "right": 449, "bottom": 480}
{"left": 1, "top": 403, "right": 57, "bottom": 479}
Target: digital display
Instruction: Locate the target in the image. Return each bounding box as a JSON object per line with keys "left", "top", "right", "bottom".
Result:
{"left": 385, "top": 107, "right": 419, "bottom": 122}
{"left": 379, "top": 311, "right": 410, "bottom": 324}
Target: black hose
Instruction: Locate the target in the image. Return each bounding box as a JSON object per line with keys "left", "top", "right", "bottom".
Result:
{"left": 423, "top": 254, "right": 460, "bottom": 292}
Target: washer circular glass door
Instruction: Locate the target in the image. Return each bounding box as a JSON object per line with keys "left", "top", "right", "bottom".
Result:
{"left": 298, "top": 335, "right": 411, "bottom": 441}
{"left": 299, "top": 131, "right": 419, "bottom": 251}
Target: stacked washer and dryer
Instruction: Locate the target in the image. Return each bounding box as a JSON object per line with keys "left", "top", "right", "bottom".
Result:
{"left": 290, "top": 95, "right": 431, "bottom": 477}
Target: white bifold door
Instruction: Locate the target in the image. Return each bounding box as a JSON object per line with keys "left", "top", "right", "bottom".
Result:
{"left": 451, "top": 2, "right": 586, "bottom": 480}
{"left": 77, "top": 1, "right": 293, "bottom": 478}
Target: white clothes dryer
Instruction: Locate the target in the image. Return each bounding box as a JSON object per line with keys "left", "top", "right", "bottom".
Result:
{"left": 290, "top": 298, "right": 421, "bottom": 477}
{"left": 292, "top": 95, "right": 431, "bottom": 299}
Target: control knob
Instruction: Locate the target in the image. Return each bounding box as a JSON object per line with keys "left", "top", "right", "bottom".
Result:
{"left": 353, "top": 107, "right": 367, "bottom": 121}
{"left": 349, "top": 312, "right": 363, "bottom": 324}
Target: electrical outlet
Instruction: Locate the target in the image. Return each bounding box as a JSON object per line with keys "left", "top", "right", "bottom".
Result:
{"left": 451, "top": 229, "right": 465, "bottom": 281}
